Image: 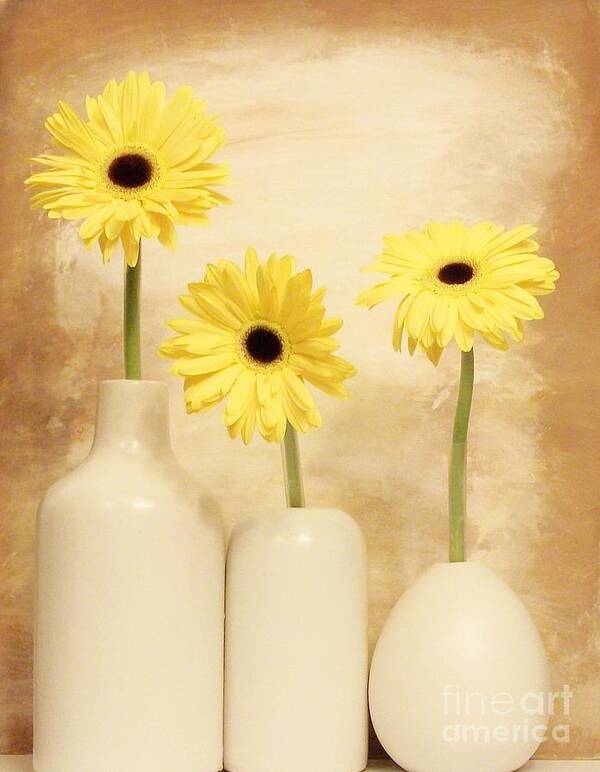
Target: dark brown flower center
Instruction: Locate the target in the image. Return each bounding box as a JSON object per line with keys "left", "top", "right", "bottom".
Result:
{"left": 438, "top": 262, "right": 474, "bottom": 285}
{"left": 244, "top": 326, "right": 284, "bottom": 364}
{"left": 108, "top": 153, "right": 153, "bottom": 189}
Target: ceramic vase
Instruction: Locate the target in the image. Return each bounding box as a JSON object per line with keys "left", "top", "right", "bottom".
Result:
{"left": 369, "top": 561, "right": 549, "bottom": 772}
{"left": 34, "top": 380, "right": 225, "bottom": 772}
{"left": 224, "top": 507, "right": 369, "bottom": 772}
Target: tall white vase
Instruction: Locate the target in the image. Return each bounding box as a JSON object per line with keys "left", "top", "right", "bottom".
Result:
{"left": 369, "top": 561, "right": 549, "bottom": 772}
{"left": 224, "top": 507, "right": 369, "bottom": 772}
{"left": 34, "top": 380, "right": 225, "bottom": 772}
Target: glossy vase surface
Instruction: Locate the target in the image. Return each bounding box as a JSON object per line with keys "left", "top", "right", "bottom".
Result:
{"left": 369, "top": 561, "right": 549, "bottom": 772}
{"left": 224, "top": 506, "right": 369, "bottom": 772}
{"left": 34, "top": 380, "right": 225, "bottom": 772}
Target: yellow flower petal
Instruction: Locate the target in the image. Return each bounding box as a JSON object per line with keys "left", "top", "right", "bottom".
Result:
{"left": 26, "top": 72, "right": 228, "bottom": 263}
{"left": 357, "top": 220, "right": 558, "bottom": 362}
{"left": 161, "top": 249, "right": 355, "bottom": 442}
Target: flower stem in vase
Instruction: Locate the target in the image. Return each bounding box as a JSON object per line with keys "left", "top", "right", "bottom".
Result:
{"left": 281, "top": 422, "right": 305, "bottom": 508}
{"left": 124, "top": 242, "right": 142, "bottom": 380}
{"left": 449, "top": 347, "right": 474, "bottom": 562}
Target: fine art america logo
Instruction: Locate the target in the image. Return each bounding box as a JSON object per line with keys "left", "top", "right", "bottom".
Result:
{"left": 442, "top": 685, "right": 572, "bottom": 744}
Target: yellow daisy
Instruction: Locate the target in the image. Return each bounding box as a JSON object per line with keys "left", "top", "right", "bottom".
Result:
{"left": 160, "top": 247, "right": 356, "bottom": 444}
{"left": 25, "top": 71, "right": 229, "bottom": 266}
{"left": 357, "top": 220, "right": 559, "bottom": 365}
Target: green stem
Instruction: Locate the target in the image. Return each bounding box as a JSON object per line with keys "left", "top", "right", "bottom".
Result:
{"left": 124, "top": 242, "right": 142, "bottom": 380}
{"left": 449, "top": 347, "right": 475, "bottom": 562}
{"left": 281, "top": 423, "right": 305, "bottom": 508}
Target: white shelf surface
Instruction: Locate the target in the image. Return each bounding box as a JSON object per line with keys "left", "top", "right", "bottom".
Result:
{"left": 366, "top": 765, "right": 600, "bottom": 772}
{"left": 367, "top": 764, "right": 600, "bottom": 771}
{"left": 0, "top": 758, "right": 598, "bottom": 771}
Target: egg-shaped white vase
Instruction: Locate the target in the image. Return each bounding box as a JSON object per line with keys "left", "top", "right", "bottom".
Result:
{"left": 369, "top": 561, "right": 549, "bottom": 772}
{"left": 34, "top": 380, "right": 225, "bottom": 772}
{"left": 224, "top": 507, "right": 369, "bottom": 772}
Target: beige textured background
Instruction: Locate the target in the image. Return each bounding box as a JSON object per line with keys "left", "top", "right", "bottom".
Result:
{"left": 1, "top": 0, "right": 599, "bottom": 759}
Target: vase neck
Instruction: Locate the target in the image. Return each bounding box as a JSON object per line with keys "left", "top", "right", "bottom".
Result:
{"left": 91, "top": 380, "right": 172, "bottom": 456}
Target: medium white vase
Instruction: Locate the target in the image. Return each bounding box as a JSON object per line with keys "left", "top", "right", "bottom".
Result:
{"left": 224, "top": 507, "right": 369, "bottom": 772}
{"left": 34, "top": 380, "right": 225, "bottom": 772}
{"left": 369, "top": 561, "right": 549, "bottom": 772}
